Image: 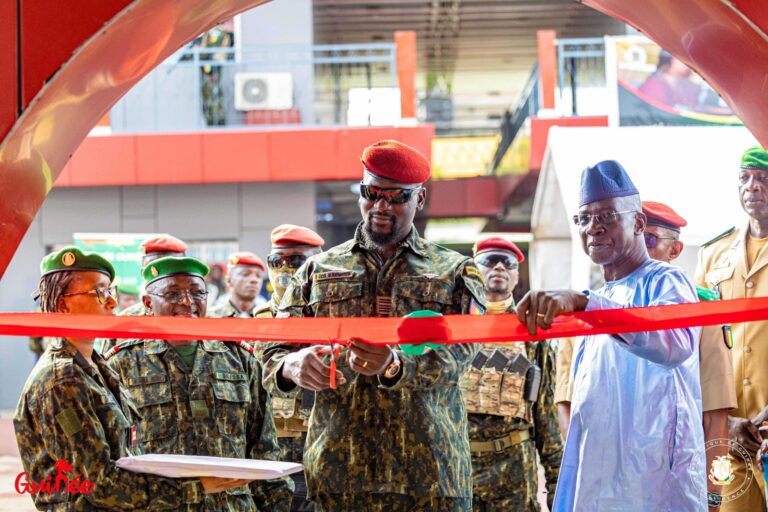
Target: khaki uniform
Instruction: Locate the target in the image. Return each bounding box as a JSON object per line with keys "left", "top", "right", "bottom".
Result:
{"left": 697, "top": 224, "right": 767, "bottom": 511}
{"left": 463, "top": 305, "right": 562, "bottom": 511}
{"left": 208, "top": 300, "right": 257, "bottom": 319}
{"left": 14, "top": 339, "right": 203, "bottom": 510}
{"left": 554, "top": 338, "right": 575, "bottom": 405}
{"left": 263, "top": 226, "right": 486, "bottom": 511}
{"left": 107, "top": 338, "right": 292, "bottom": 511}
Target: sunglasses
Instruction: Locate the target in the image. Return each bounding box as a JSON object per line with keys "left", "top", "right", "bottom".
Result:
{"left": 267, "top": 254, "right": 308, "bottom": 270}
{"left": 61, "top": 286, "right": 119, "bottom": 305}
{"left": 359, "top": 183, "right": 421, "bottom": 205}
{"left": 475, "top": 253, "right": 519, "bottom": 270}
{"left": 644, "top": 232, "right": 677, "bottom": 249}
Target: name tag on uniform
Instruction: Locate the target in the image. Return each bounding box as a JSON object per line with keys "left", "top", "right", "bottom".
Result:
{"left": 190, "top": 400, "right": 210, "bottom": 419}
{"left": 313, "top": 271, "right": 355, "bottom": 282}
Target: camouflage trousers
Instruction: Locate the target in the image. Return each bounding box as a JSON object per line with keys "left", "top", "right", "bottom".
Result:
{"left": 471, "top": 438, "right": 540, "bottom": 512}
{"left": 312, "top": 493, "right": 472, "bottom": 512}
{"left": 278, "top": 435, "right": 314, "bottom": 511}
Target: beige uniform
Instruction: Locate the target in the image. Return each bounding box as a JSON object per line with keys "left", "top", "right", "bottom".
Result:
{"left": 697, "top": 224, "right": 767, "bottom": 512}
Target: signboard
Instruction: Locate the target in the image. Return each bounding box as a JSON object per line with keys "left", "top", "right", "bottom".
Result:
{"left": 605, "top": 36, "right": 742, "bottom": 127}
{"left": 73, "top": 233, "right": 150, "bottom": 290}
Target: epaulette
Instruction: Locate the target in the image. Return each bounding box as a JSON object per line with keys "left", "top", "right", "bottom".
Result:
{"left": 103, "top": 339, "right": 145, "bottom": 360}
{"left": 227, "top": 340, "right": 256, "bottom": 356}
{"left": 701, "top": 227, "right": 735, "bottom": 248}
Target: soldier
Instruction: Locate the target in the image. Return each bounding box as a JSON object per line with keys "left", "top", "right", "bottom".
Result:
{"left": 697, "top": 145, "right": 768, "bottom": 511}
{"left": 208, "top": 252, "right": 266, "bottom": 318}
{"left": 106, "top": 256, "right": 292, "bottom": 511}
{"left": 14, "top": 246, "right": 244, "bottom": 510}
{"left": 263, "top": 140, "right": 487, "bottom": 511}
{"left": 254, "top": 224, "right": 324, "bottom": 512}
{"left": 98, "top": 234, "right": 188, "bottom": 354}
{"left": 463, "top": 236, "right": 562, "bottom": 511}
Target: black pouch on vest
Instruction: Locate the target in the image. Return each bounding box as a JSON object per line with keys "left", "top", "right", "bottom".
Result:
{"left": 299, "top": 389, "right": 315, "bottom": 416}
{"left": 471, "top": 351, "right": 489, "bottom": 370}
{"left": 524, "top": 364, "right": 542, "bottom": 402}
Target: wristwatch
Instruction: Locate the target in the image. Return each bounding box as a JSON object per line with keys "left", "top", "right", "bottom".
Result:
{"left": 707, "top": 491, "right": 722, "bottom": 507}
{"left": 382, "top": 349, "right": 401, "bottom": 379}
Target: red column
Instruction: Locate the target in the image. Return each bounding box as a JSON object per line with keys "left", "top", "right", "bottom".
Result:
{"left": 395, "top": 31, "right": 417, "bottom": 120}
{"left": 537, "top": 30, "right": 557, "bottom": 110}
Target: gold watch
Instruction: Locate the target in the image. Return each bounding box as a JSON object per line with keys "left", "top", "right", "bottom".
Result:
{"left": 382, "top": 349, "right": 401, "bottom": 379}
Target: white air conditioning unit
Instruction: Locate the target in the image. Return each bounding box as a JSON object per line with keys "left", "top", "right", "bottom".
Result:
{"left": 234, "top": 72, "right": 294, "bottom": 111}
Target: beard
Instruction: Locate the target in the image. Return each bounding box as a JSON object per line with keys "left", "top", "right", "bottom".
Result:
{"left": 363, "top": 212, "right": 400, "bottom": 246}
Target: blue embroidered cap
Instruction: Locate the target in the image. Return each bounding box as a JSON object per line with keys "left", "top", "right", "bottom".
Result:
{"left": 579, "top": 160, "right": 639, "bottom": 207}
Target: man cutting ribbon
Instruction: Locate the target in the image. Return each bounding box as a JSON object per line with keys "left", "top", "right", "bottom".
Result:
{"left": 517, "top": 160, "right": 706, "bottom": 511}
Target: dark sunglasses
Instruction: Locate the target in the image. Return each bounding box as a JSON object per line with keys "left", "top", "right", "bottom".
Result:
{"left": 359, "top": 183, "right": 421, "bottom": 205}
{"left": 644, "top": 232, "right": 677, "bottom": 249}
{"left": 475, "top": 253, "right": 519, "bottom": 269}
{"left": 267, "top": 254, "right": 308, "bottom": 270}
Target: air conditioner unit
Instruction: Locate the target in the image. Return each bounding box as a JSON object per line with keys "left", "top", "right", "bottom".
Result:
{"left": 234, "top": 72, "right": 293, "bottom": 111}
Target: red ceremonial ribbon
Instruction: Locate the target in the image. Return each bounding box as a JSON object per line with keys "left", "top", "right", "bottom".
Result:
{"left": 2, "top": 297, "right": 768, "bottom": 344}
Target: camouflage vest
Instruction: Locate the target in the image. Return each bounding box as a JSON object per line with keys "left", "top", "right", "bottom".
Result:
{"left": 460, "top": 299, "right": 541, "bottom": 422}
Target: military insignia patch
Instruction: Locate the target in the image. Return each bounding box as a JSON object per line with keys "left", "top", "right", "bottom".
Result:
{"left": 150, "top": 266, "right": 159, "bottom": 277}
{"left": 314, "top": 271, "right": 355, "bottom": 281}
{"left": 464, "top": 265, "right": 483, "bottom": 280}
{"left": 61, "top": 252, "right": 76, "bottom": 267}
{"left": 56, "top": 407, "right": 83, "bottom": 437}
{"left": 722, "top": 325, "right": 733, "bottom": 349}
{"left": 190, "top": 400, "right": 210, "bottom": 419}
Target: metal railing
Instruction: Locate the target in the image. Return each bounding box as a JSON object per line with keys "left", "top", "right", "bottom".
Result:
{"left": 110, "top": 43, "right": 398, "bottom": 132}
{"left": 556, "top": 38, "right": 607, "bottom": 116}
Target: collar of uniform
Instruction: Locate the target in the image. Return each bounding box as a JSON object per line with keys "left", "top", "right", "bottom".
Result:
{"left": 201, "top": 340, "right": 228, "bottom": 352}
{"left": 144, "top": 339, "right": 170, "bottom": 355}
{"left": 351, "top": 222, "right": 427, "bottom": 257}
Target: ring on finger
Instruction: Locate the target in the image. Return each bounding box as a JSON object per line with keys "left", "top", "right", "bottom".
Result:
{"left": 536, "top": 313, "right": 546, "bottom": 317}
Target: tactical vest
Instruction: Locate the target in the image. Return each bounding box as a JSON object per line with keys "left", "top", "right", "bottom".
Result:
{"left": 272, "top": 389, "right": 314, "bottom": 436}
{"left": 460, "top": 343, "right": 542, "bottom": 422}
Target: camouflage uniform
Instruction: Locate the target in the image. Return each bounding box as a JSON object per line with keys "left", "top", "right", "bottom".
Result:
{"left": 98, "top": 302, "right": 147, "bottom": 354}
{"left": 208, "top": 300, "right": 257, "bottom": 319}
{"left": 14, "top": 338, "right": 203, "bottom": 510}
{"left": 263, "top": 226, "right": 486, "bottom": 511}
{"left": 107, "top": 338, "right": 292, "bottom": 511}
{"left": 463, "top": 303, "right": 562, "bottom": 511}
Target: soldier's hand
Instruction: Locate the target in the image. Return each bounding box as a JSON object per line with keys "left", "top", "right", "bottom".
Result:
{"left": 281, "top": 345, "right": 346, "bottom": 391}
{"left": 347, "top": 338, "right": 392, "bottom": 376}
{"left": 516, "top": 290, "right": 589, "bottom": 335}
{"left": 728, "top": 416, "right": 762, "bottom": 455}
{"left": 200, "top": 476, "right": 254, "bottom": 494}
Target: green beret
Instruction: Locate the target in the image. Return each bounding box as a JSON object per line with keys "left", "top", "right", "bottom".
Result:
{"left": 40, "top": 246, "right": 115, "bottom": 281}
{"left": 143, "top": 256, "right": 209, "bottom": 285}
{"left": 740, "top": 145, "right": 768, "bottom": 171}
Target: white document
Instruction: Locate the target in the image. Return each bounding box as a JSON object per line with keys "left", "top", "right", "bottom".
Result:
{"left": 116, "top": 454, "right": 303, "bottom": 480}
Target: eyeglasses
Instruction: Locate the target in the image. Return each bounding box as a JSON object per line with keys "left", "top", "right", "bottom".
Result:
{"left": 267, "top": 254, "right": 308, "bottom": 270}
{"left": 359, "top": 183, "right": 421, "bottom": 205}
{"left": 147, "top": 289, "right": 208, "bottom": 304}
{"left": 61, "top": 286, "right": 119, "bottom": 305}
{"left": 644, "top": 232, "right": 677, "bottom": 249}
{"left": 572, "top": 210, "right": 637, "bottom": 228}
{"left": 475, "top": 253, "right": 519, "bottom": 270}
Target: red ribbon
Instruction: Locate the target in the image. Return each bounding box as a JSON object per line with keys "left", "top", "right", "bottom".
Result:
{"left": 3, "top": 297, "right": 768, "bottom": 344}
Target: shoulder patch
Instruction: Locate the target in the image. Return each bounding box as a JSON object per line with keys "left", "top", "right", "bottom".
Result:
{"left": 104, "top": 339, "right": 144, "bottom": 360}
{"left": 464, "top": 265, "right": 483, "bottom": 281}
{"left": 233, "top": 340, "right": 256, "bottom": 355}
{"left": 313, "top": 271, "right": 355, "bottom": 282}
{"left": 56, "top": 407, "right": 83, "bottom": 437}
{"left": 702, "top": 227, "right": 735, "bottom": 248}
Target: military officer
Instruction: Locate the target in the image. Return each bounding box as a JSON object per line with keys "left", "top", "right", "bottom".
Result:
{"left": 106, "top": 256, "right": 292, "bottom": 511}
{"left": 464, "top": 237, "right": 562, "bottom": 511}
{"left": 696, "top": 145, "right": 768, "bottom": 512}
{"left": 15, "top": 247, "right": 243, "bottom": 510}
{"left": 254, "top": 224, "right": 324, "bottom": 512}
{"left": 209, "top": 251, "right": 266, "bottom": 318}
{"left": 263, "top": 140, "right": 487, "bottom": 511}
{"left": 99, "top": 234, "right": 188, "bottom": 354}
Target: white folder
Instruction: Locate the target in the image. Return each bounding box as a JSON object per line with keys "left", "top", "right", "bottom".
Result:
{"left": 116, "top": 454, "right": 303, "bottom": 480}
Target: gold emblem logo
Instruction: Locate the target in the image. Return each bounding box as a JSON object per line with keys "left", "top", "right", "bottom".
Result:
{"left": 151, "top": 266, "right": 159, "bottom": 277}
{"left": 61, "top": 252, "right": 76, "bottom": 266}
{"left": 709, "top": 455, "right": 735, "bottom": 486}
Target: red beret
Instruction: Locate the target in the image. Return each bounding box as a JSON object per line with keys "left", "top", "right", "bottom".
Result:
{"left": 361, "top": 140, "right": 431, "bottom": 184}
{"left": 140, "top": 235, "right": 187, "bottom": 255}
{"left": 271, "top": 224, "right": 325, "bottom": 248}
{"left": 642, "top": 201, "right": 687, "bottom": 232}
{"left": 473, "top": 237, "right": 525, "bottom": 263}
{"left": 228, "top": 252, "right": 265, "bottom": 270}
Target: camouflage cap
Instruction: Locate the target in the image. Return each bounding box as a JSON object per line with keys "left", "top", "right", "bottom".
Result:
{"left": 740, "top": 145, "right": 768, "bottom": 171}
{"left": 142, "top": 256, "right": 209, "bottom": 285}
{"left": 40, "top": 246, "right": 115, "bottom": 281}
